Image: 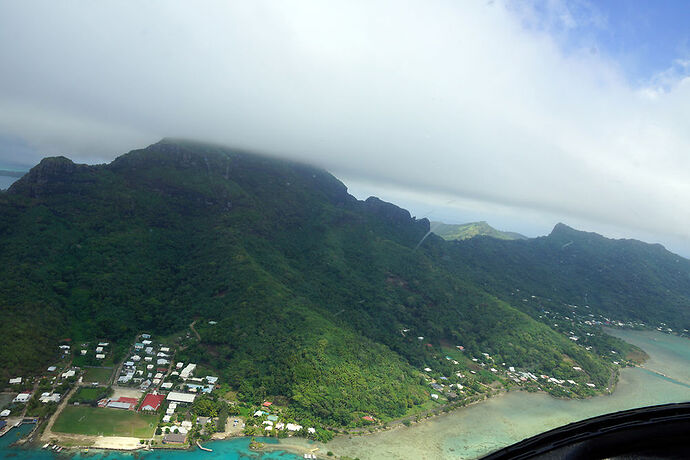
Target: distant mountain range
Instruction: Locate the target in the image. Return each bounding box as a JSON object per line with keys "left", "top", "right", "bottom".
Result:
{"left": 1, "top": 139, "right": 688, "bottom": 429}
{"left": 0, "top": 169, "right": 26, "bottom": 178}
{"left": 431, "top": 221, "right": 527, "bottom": 241}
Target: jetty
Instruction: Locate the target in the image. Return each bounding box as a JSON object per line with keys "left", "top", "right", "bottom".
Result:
{"left": 197, "top": 440, "right": 213, "bottom": 452}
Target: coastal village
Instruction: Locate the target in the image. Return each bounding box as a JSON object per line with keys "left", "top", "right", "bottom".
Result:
{"left": 1, "top": 302, "right": 686, "bottom": 457}
{"left": 0, "top": 324, "right": 329, "bottom": 457}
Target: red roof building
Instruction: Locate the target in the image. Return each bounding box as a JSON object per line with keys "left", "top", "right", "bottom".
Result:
{"left": 139, "top": 393, "right": 166, "bottom": 412}
{"left": 362, "top": 415, "right": 375, "bottom": 422}
{"left": 106, "top": 397, "right": 138, "bottom": 410}
{"left": 262, "top": 401, "right": 273, "bottom": 407}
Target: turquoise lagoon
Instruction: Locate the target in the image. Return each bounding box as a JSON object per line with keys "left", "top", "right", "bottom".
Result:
{"left": 0, "top": 428, "right": 303, "bottom": 460}
{"left": 286, "top": 329, "right": 690, "bottom": 459}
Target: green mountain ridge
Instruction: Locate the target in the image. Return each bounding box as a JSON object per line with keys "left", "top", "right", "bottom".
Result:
{"left": 439, "top": 222, "right": 690, "bottom": 331}
{"left": 431, "top": 220, "right": 527, "bottom": 241}
{"left": 0, "top": 139, "right": 686, "bottom": 429}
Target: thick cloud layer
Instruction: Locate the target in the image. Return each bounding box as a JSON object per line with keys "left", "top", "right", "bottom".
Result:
{"left": 1, "top": 1, "right": 689, "bottom": 253}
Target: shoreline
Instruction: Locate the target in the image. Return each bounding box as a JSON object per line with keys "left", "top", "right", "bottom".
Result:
{"left": 8, "top": 328, "right": 672, "bottom": 457}
{"left": 8, "top": 381, "right": 621, "bottom": 457}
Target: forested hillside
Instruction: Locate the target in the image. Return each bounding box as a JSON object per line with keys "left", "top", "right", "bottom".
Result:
{"left": 0, "top": 139, "right": 684, "bottom": 426}
{"left": 440, "top": 224, "right": 690, "bottom": 331}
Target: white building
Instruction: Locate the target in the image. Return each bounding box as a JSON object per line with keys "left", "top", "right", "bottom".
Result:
{"left": 13, "top": 393, "right": 31, "bottom": 403}
{"left": 39, "top": 392, "right": 61, "bottom": 403}
{"left": 166, "top": 391, "right": 196, "bottom": 404}
{"left": 8, "top": 377, "right": 21, "bottom": 384}
{"left": 180, "top": 363, "right": 196, "bottom": 380}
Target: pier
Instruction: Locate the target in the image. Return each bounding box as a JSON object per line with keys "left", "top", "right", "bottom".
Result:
{"left": 197, "top": 440, "right": 213, "bottom": 452}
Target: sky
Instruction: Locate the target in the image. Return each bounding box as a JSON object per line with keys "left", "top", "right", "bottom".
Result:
{"left": 1, "top": 0, "right": 689, "bottom": 256}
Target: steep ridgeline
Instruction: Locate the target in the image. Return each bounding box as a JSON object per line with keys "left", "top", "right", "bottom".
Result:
{"left": 432, "top": 221, "right": 527, "bottom": 241}
{"left": 438, "top": 224, "right": 690, "bottom": 331}
{"left": 0, "top": 140, "right": 642, "bottom": 426}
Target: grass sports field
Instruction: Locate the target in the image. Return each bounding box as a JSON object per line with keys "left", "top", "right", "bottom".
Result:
{"left": 52, "top": 406, "right": 157, "bottom": 437}
{"left": 69, "top": 386, "right": 110, "bottom": 404}
{"left": 82, "top": 367, "right": 113, "bottom": 384}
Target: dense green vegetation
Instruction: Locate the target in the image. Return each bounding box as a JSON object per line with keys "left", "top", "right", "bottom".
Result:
{"left": 435, "top": 224, "right": 690, "bottom": 331}
{"left": 431, "top": 221, "right": 527, "bottom": 241}
{"left": 0, "top": 139, "right": 687, "bottom": 426}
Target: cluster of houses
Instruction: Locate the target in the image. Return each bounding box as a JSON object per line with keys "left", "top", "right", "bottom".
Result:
{"left": 115, "top": 334, "right": 218, "bottom": 397}
{"left": 253, "top": 401, "right": 315, "bottom": 435}
{"left": 418, "top": 340, "right": 601, "bottom": 401}
{"left": 117, "top": 334, "right": 172, "bottom": 390}
{"left": 6, "top": 362, "right": 77, "bottom": 408}
{"left": 92, "top": 333, "right": 224, "bottom": 445}
{"left": 7, "top": 388, "right": 61, "bottom": 406}
{"left": 158, "top": 391, "right": 220, "bottom": 444}
{"left": 72, "top": 341, "right": 111, "bottom": 361}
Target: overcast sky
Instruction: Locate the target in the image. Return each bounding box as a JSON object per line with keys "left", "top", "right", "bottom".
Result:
{"left": 1, "top": 1, "right": 689, "bottom": 256}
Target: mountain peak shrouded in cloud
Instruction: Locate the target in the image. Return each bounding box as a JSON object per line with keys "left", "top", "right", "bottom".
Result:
{"left": 0, "top": 1, "right": 689, "bottom": 255}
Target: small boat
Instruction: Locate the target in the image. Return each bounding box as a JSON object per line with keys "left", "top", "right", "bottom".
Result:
{"left": 42, "top": 443, "right": 49, "bottom": 449}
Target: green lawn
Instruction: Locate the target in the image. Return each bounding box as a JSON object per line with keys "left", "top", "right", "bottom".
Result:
{"left": 82, "top": 367, "right": 113, "bottom": 384}
{"left": 0, "top": 393, "right": 13, "bottom": 410}
{"left": 53, "top": 406, "right": 157, "bottom": 437}
{"left": 69, "top": 386, "right": 110, "bottom": 404}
